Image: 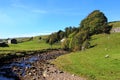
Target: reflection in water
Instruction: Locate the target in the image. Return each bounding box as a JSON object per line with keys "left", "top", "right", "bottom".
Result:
{"left": 0, "top": 56, "right": 39, "bottom": 80}
{"left": 0, "top": 50, "right": 66, "bottom": 80}
{"left": 0, "top": 75, "right": 14, "bottom": 80}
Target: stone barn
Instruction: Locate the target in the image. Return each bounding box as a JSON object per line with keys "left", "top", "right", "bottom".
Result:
{"left": 8, "top": 39, "right": 17, "bottom": 44}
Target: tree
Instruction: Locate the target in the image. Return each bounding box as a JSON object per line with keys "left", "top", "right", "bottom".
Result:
{"left": 57, "top": 30, "right": 65, "bottom": 40}
{"left": 69, "top": 30, "right": 90, "bottom": 51}
{"left": 65, "top": 26, "right": 72, "bottom": 37}
{"left": 47, "top": 10, "right": 111, "bottom": 51}
{"left": 61, "top": 38, "right": 70, "bottom": 50}
{"left": 39, "top": 37, "right": 42, "bottom": 40}
{"left": 82, "top": 39, "right": 90, "bottom": 50}
{"left": 46, "top": 32, "right": 59, "bottom": 47}
{"left": 80, "top": 10, "right": 110, "bottom": 35}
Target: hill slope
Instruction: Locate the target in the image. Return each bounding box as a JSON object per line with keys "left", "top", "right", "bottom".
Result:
{"left": 0, "top": 35, "right": 61, "bottom": 54}
{"left": 53, "top": 33, "right": 120, "bottom": 80}
{"left": 109, "top": 21, "right": 120, "bottom": 27}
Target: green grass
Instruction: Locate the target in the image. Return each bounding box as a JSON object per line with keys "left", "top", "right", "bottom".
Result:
{"left": 53, "top": 33, "right": 120, "bottom": 80}
{"left": 0, "top": 36, "right": 61, "bottom": 54}
{"left": 109, "top": 21, "right": 120, "bottom": 28}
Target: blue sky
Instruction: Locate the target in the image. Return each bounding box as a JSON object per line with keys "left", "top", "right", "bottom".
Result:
{"left": 0, "top": 0, "right": 120, "bottom": 38}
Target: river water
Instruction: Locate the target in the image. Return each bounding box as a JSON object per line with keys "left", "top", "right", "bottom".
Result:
{"left": 0, "top": 56, "right": 39, "bottom": 80}
{"left": 0, "top": 50, "right": 67, "bottom": 80}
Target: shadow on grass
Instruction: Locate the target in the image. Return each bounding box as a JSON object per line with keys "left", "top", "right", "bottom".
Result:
{"left": 90, "top": 44, "right": 97, "bottom": 48}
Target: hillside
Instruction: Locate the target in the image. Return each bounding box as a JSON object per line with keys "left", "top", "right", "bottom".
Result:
{"left": 53, "top": 33, "right": 120, "bottom": 80}
{"left": 0, "top": 35, "right": 61, "bottom": 54}
{"left": 109, "top": 21, "right": 120, "bottom": 33}
{"left": 109, "top": 21, "right": 120, "bottom": 27}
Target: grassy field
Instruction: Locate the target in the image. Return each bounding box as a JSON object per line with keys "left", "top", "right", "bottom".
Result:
{"left": 109, "top": 21, "right": 120, "bottom": 28}
{"left": 53, "top": 33, "right": 120, "bottom": 80}
{"left": 0, "top": 36, "right": 61, "bottom": 54}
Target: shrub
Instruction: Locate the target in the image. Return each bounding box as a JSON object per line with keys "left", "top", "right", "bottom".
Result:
{"left": 0, "top": 42, "right": 9, "bottom": 47}
{"left": 62, "top": 38, "right": 70, "bottom": 50}
{"left": 69, "top": 30, "right": 90, "bottom": 51}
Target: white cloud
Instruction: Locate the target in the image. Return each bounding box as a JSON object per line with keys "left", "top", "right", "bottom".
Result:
{"left": 10, "top": 0, "right": 22, "bottom": 3}
{"left": 32, "top": 9, "right": 47, "bottom": 14}
{"left": 0, "top": 32, "right": 51, "bottom": 39}
{"left": 11, "top": 3, "right": 28, "bottom": 9}
{"left": 19, "top": 32, "right": 50, "bottom": 37}
{"left": 48, "top": 8, "right": 85, "bottom": 16}
{"left": 11, "top": 0, "right": 28, "bottom": 10}
{"left": 11, "top": 2, "right": 47, "bottom": 14}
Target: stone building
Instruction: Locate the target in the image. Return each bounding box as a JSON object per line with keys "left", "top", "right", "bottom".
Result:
{"left": 8, "top": 39, "right": 17, "bottom": 44}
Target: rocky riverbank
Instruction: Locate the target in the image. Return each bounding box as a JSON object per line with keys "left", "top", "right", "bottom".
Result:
{"left": 0, "top": 49, "right": 85, "bottom": 80}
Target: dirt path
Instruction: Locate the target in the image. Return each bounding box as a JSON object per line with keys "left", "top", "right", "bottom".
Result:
{"left": 22, "top": 60, "right": 86, "bottom": 80}
{"left": 44, "top": 61, "right": 86, "bottom": 80}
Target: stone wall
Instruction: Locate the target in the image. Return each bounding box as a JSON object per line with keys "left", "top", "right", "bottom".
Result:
{"left": 111, "top": 27, "right": 120, "bottom": 33}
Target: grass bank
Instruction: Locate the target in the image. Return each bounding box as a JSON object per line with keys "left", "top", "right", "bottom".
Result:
{"left": 53, "top": 33, "right": 120, "bottom": 80}
{"left": 0, "top": 37, "right": 61, "bottom": 54}
{"left": 109, "top": 21, "right": 120, "bottom": 28}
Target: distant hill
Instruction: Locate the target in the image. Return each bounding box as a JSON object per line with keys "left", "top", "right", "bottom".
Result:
{"left": 109, "top": 21, "right": 120, "bottom": 28}
{"left": 109, "top": 21, "right": 120, "bottom": 32}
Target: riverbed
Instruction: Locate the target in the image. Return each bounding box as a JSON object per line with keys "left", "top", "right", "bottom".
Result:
{"left": 0, "top": 49, "right": 68, "bottom": 80}
{"left": 0, "top": 49, "right": 85, "bottom": 80}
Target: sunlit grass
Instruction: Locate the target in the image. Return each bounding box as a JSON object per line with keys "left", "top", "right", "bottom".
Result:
{"left": 0, "top": 37, "right": 61, "bottom": 54}
{"left": 109, "top": 21, "right": 120, "bottom": 27}
{"left": 54, "top": 33, "right": 120, "bottom": 80}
